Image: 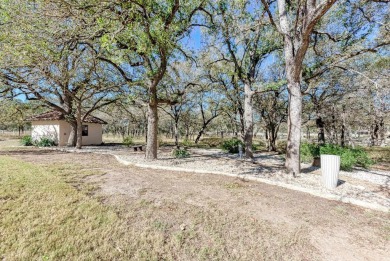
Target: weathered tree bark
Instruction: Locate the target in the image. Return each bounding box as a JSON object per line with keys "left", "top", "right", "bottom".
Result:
{"left": 67, "top": 120, "right": 77, "bottom": 147}
{"left": 267, "top": 124, "right": 278, "bottom": 152}
{"left": 243, "top": 84, "right": 254, "bottom": 158}
{"left": 145, "top": 86, "right": 158, "bottom": 160}
{"left": 76, "top": 103, "right": 82, "bottom": 149}
{"left": 285, "top": 81, "right": 302, "bottom": 175}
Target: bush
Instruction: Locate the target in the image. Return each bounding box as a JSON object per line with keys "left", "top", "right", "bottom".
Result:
{"left": 20, "top": 135, "right": 34, "bottom": 146}
{"left": 352, "top": 147, "right": 375, "bottom": 168}
{"left": 123, "top": 136, "right": 134, "bottom": 147}
{"left": 320, "top": 144, "right": 373, "bottom": 171}
{"left": 300, "top": 143, "right": 320, "bottom": 163}
{"left": 300, "top": 143, "right": 373, "bottom": 171}
{"left": 221, "top": 138, "right": 243, "bottom": 153}
{"left": 199, "top": 137, "right": 225, "bottom": 148}
{"left": 36, "top": 137, "right": 56, "bottom": 147}
{"left": 172, "top": 148, "right": 190, "bottom": 158}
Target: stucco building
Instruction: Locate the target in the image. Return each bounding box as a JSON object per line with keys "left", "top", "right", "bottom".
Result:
{"left": 27, "top": 111, "right": 107, "bottom": 146}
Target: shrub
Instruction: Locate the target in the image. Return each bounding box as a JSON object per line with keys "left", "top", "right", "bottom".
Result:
{"left": 199, "top": 137, "right": 225, "bottom": 148}
{"left": 320, "top": 144, "right": 373, "bottom": 171}
{"left": 36, "top": 137, "right": 56, "bottom": 147}
{"left": 300, "top": 143, "right": 373, "bottom": 171}
{"left": 221, "top": 138, "right": 243, "bottom": 153}
{"left": 300, "top": 143, "right": 320, "bottom": 163}
{"left": 352, "top": 147, "right": 375, "bottom": 168}
{"left": 172, "top": 148, "right": 190, "bottom": 158}
{"left": 123, "top": 136, "right": 134, "bottom": 147}
{"left": 20, "top": 135, "right": 34, "bottom": 146}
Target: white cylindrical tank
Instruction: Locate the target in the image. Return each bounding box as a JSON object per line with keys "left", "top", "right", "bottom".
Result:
{"left": 321, "top": 155, "right": 340, "bottom": 189}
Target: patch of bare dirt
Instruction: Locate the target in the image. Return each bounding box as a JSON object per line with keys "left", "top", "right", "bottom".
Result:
{"left": 10, "top": 151, "right": 390, "bottom": 261}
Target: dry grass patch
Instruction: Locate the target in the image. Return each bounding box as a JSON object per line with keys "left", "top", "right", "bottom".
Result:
{"left": 0, "top": 156, "right": 318, "bottom": 260}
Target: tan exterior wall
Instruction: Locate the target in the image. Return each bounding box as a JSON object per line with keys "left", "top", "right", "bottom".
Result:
{"left": 59, "top": 121, "right": 71, "bottom": 146}
{"left": 32, "top": 120, "right": 103, "bottom": 146}
{"left": 81, "top": 123, "right": 103, "bottom": 145}
{"left": 31, "top": 121, "right": 60, "bottom": 144}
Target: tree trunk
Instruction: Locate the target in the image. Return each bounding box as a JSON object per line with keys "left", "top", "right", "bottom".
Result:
{"left": 341, "top": 107, "right": 346, "bottom": 147}
{"left": 185, "top": 125, "right": 189, "bottom": 140}
{"left": 194, "top": 126, "right": 206, "bottom": 144}
{"left": 174, "top": 120, "right": 179, "bottom": 148}
{"left": 268, "top": 125, "right": 278, "bottom": 152}
{"left": 379, "top": 117, "right": 385, "bottom": 146}
{"left": 276, "top": 0, "right": 336, "bottom": 175}
{"left": 306, "top": 126, "right": 310, "bottom": 140}
{"left": 331, "top": 106, "right": 338, "bottom": 144}
{"left": 285, "top": 81, "right": 302, "bottom": 176}
{"left": 316, "top": 116, "right": 325, "bottom": 145}
{"left": 370, "top": 120, "right": 379, "bottom": 147}
{"left": 145, "top": 89, "right": 158, "bottom": 160}
{"left": 67, "top": 120, "right": 77, "bottom": 147}
{"left": 76, "top": 103, "right": 82, "bottom": 149}
{"left": 340, "top": 123, "right": 345, "bottom": 147}
{"left": 243, "top": 84, "right": 254, "bottom": 158}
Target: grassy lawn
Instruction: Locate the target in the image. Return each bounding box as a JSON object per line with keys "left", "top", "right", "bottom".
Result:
{"left": 0, "top": 157, "right": 122, "bottom": 260}
{"left": 0, "top": 156, "right": 315, "bottom": 260}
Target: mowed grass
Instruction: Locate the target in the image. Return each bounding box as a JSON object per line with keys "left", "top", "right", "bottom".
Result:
{"left": 0, "top": 157, "right": 120, "bottom": 260}
{"left": 0, "top": 156, "right": 316, "bottom": 260}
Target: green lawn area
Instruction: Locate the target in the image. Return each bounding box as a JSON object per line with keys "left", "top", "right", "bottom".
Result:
{"left": 0, "top": 156, "right": 123, "bottom": 260}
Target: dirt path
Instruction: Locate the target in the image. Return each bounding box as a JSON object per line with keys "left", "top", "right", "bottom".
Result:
{"left": 10, "top": 151, "right": 390, "bottom": 261}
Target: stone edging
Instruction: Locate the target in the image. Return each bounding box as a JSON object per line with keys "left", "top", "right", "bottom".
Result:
{"left": 113, "top": 155, "right": 389, "bottom": 213}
